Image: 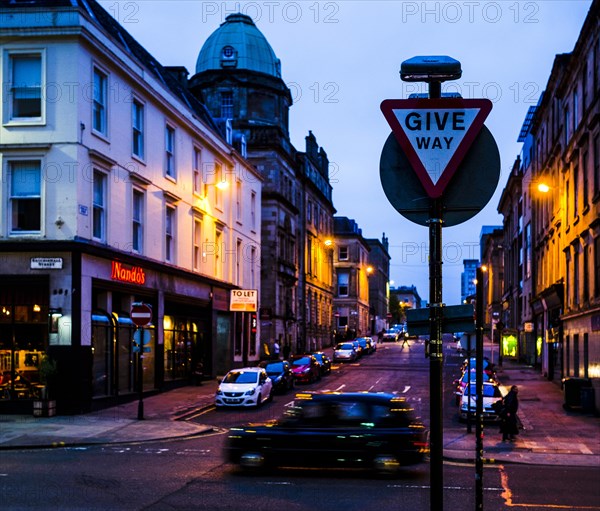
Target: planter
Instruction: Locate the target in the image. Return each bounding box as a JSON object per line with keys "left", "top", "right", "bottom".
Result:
{"left": 33, "top": 399, "right": 56, "bottom": 417}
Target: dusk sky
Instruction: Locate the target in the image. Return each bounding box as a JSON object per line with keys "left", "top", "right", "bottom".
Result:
{"left": 98, "top": 0, "right": 593, "bottom": 304}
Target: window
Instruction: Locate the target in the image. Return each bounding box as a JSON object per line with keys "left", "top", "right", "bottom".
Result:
{"left": 250, "top": 246, "right": 256, "bottom": 288}
{"left": 165, "top": 125, "right": 175, "bottom": 178}
{"left": 9, "top": 52, "right": 42, "bottom": 120}
{"left": 220, "top": 91, "right": 233, "bottom": 118}
{"left": 307, "top": 201, "right": 312, "bottom": 223}
{"left": 165, "top": 205, "right": 175, "bottom": 262}
{"left": 236, "top": 180, "right": 242, "bottom": 221}
{"left": 583, "top": 245, "right": 589, "bottom": 303}
{"left": 339, "top": 246, "right": 348, "bottom": 261}
{"left": 564, "top": 107, "right": 570, "bottom": 145}
{"left": 193, "top": 147, "right": 203, "bottom": 195}
{"left": 574, "top": 249, "right": 580, "bottom": 306}
{"left": 307, "top": 238, "right": 313, "bottom": 274}
{"left": 573, "top": 165, "right": 579, "bottom": 217}
{"left": 193, "top": 218, "right": 202, "bottom": 271}
{"left": 566, "top": 180, "right": 570, "bottom": 224}
{"left": 132, "top": 189, "right": 144, "bottom": 253}
{"left": 215, "top": 162, "right": 223, "bottom": 208}
{"left": 250, "top": 191, "right": 256, "bottom": 230}
{"left": 132, "top": 99, "right": 144, "bottom": 158}
{"left": 566, "top": 256, "right": 571, "bottom": 308}
{"left": 595, "top": 237, "right": 600, "bottom": 298}
{"left": 594, "top": 135, "right": 600, "bottom": 197}
{"left": 9, "top": 160, "right": 41, "bottom": 233}
{"left": 236, "top": 239, "right": 242, "bottom": 285}
{"left": 215, "top": 229, "right": 223, "bottom": 279}
{"left": 573, "top": 89, "right": 579, "bottom": 129}
{"left": 93, "top": 170, "right": 106, "bottom": 241}
{"left": 338, "top": 272, "right": 349, "bottom": 296}
{"left": 93, "top": 68, "right": 107, "bottom": 135}
{"left": 525, "top": 223, "right": 531, "bottom": 279}
{"left": 582, "top": 63, "right": 588, "bottom": 111}
{"left": 583, "top": 151, "right": 589, "bottom": 207}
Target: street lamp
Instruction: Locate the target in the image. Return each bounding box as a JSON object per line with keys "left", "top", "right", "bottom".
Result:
{"left": 529, "top": 179, "right": 551, "bottom": 368}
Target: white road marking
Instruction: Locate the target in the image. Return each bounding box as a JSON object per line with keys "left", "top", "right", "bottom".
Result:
{"left": 402, "top": 385, "right": 411, "bottom": 393}
{"left": 335, "top": 384, "right": 346, "bottom": 391}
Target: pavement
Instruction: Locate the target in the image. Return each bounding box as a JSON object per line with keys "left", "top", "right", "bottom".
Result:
{"left": 1, "top": 341, "right": 599, "bottom": 468}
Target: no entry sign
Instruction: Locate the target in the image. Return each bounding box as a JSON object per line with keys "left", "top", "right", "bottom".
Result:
{"left": 381, "top": 98, "right": 492, "bottom": 199}
{"left": 130, "top": 302, "right": 152, "bottom": 327}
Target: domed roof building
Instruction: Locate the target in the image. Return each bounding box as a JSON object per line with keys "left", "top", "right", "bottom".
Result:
{"left": 195, "top": 13, "right": 281, "bottom": 78}
{"left": 189, "top": 13, "right": 292, "bottom": 138}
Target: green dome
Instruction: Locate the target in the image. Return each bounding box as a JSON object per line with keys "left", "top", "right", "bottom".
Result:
{"left": 196, "top": 13, "right": 281, "bottom": 78}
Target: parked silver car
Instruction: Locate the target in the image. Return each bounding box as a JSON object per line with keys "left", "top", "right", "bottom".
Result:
{"left": 333, "top": 342, "right": 358, "bottom": 362}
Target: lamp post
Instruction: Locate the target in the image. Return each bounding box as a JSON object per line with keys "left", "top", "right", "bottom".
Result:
{"left": 475, "top": 265, "right": 486, "bottom": 511}
{"left": 529, "top": 180, "right": 550, "bottom": 369}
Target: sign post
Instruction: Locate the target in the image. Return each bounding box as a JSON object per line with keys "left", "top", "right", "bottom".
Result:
{"left": 131, "top": 302, "right": 152, "bottom": 420}
{"left": 380, "top": 56, "right": 500, "bottom": 511}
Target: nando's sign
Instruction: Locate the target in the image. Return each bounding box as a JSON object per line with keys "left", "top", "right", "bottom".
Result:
{"left": 111, "top": 261, "right": 146, "bottom": 285}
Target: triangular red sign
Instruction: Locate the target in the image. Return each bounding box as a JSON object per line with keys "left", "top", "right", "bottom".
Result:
{"left": 381, "top": 98, "right": 492, "bottom": 198}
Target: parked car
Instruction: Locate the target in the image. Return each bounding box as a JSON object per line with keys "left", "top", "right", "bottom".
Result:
{"left": 453, "top": 368, "right": 495, "bottom": 405}
{"left": 290, "top": 355, "right": 321, "bottom": 384}
{"left": 311, "top": 352, "right": 332, "bottom": 376}
{"left": 459, "top": 382, "right": 504, "bottom": 422}
{"left": 333, "top": 342, "right": 358, "bottom": 362}
{"left": 224, "top": 392, "right": 429, "bottom": 475}
{"left": 351, "top": 339, "right": 364, "bottom": 358}
{"left": 381, "top": 328, "right": 400, "bottom": 342}
{"left": 215, "top": 367, "right": 273, "bottom": 408}
{"left": 461, "top": 357, "right": 496, "bottom": 378}
{"left": 356, "top": 337, "right": 374, "bottom": 355}
{"left": 258, "top": 360, "right": 295, "bottom": 393}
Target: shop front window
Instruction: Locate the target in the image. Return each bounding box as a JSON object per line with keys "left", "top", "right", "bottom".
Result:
{"left": 0, "top": 279, "right": 48, "bottom": 401}
{"left": 163, "top": 315, "right": 203, "bottom": 382}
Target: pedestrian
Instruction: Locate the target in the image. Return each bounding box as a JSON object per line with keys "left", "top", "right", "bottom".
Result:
{"left": 500, "top": 385, "right": 520, "bottom": 442}
{"left": 282, "top": 343, "right": 291, "bottom": 360}
{"left": 401, "top": 332, "right": 410, "bottom": 348}
{"left": 272, "top": 340, "right": 280, "bottom": 360}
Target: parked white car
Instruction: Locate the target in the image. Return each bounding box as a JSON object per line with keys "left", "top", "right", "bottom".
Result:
{"left": 459, "top": 382, "right": 504, "bottom": 422}
{"left": 215, "top": 367, "right": 273, "bottom": 408}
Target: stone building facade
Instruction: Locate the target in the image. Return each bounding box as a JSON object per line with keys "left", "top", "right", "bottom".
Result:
{"left": 189, "top": 14, "right": 335, "bottom": 355}
{"left": 499, "top": 1, "right": 599, "bottom": 399}
{"left": 333, "top": 217, "right": 372, "bottom": 339}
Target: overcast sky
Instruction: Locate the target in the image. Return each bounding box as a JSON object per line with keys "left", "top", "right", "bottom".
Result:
{"left": 99, "top": 0, "right": 593, "bottom": 305}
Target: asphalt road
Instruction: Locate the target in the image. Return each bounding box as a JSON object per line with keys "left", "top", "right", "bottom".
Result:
{"left": 1, "top": 342, "right": 598, "bottom": 511}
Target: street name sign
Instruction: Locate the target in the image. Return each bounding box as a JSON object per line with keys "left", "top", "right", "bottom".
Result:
{"left": 381, "top": 98, "right": 492, "bottom": 199}
{"left": 130, "top": 302, "right": 152, "bottom": 327}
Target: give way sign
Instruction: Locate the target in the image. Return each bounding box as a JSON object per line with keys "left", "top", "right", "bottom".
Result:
{"left": 380, "top": 98, "right": 492, "bottom": 199}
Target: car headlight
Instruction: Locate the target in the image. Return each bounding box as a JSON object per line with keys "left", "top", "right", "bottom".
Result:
{"left": 245, "top": 388, "right": 256, "bottom": 396}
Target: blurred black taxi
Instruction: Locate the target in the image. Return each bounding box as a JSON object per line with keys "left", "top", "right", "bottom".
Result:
{"left": 224, "top": 391, "right": 429, "bottom": 475}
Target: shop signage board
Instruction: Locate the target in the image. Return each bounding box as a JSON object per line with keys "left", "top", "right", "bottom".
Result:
{"left": 31, "top": 257, "right": 63, "bottom": 269}
{"left": 380, "top": 98, "right": 492, "bottom": 199}
{"left": 111, "top": 261, "right": 146, "bottom": 285}
{"left": 230, "top": 289, "right": 258, "bottom": 312}
{"left": 130, "top": 302, "right": 152, "bottom": 327}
